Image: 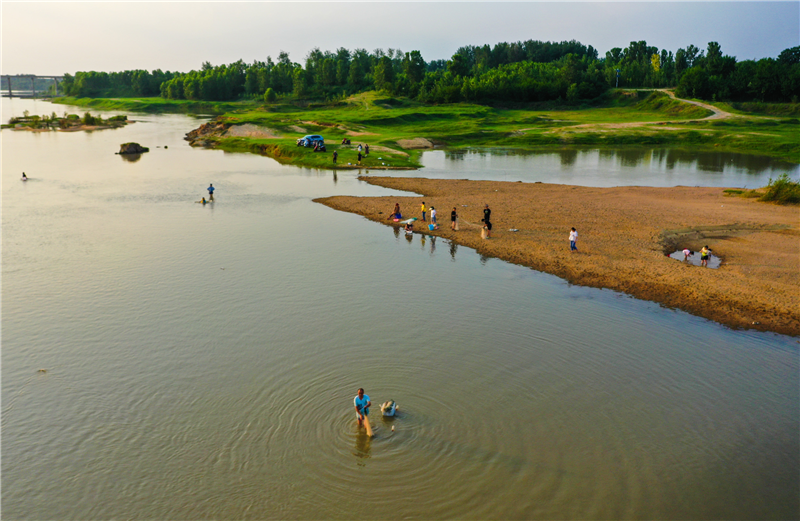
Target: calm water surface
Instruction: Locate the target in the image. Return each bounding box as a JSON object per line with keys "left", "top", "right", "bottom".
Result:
{"left": 413, "top": 147, "right": 799, "bottom": 187}
{"left": 3, "top": 99, "right": 798, "bottom": 520}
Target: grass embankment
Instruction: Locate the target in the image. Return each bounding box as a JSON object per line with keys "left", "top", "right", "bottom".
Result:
{"left": 51, "top": 96, "right": 247, "bottom": 114}
{"left": 185, "top": 90, "right": 800, "bottom": 166}
{"left": 715, "top": 101, "right": 800, "bottom": 117}
{"left": 724, "top": 173, "right": 800, "bottom": 204}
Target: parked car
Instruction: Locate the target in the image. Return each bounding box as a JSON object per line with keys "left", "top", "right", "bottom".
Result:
{"left": 296, "top": 134, "right": 324, "bottom": 148}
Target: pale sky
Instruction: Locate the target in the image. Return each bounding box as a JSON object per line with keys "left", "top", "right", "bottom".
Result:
{"left": 2, "top": 2, "right": 798, "bottom": 75}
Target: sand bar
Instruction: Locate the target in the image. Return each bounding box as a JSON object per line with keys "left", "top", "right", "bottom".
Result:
{"left": 316, "top": 177, "right": 799, "bottom": 336}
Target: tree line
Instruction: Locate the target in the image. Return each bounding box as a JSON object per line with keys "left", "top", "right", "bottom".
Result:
{"left": 59, "top": 40, "right": 800, "bottom": 104}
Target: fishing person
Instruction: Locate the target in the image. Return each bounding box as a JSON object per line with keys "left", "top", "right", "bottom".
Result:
{"left": 207, "top": 183, "right": 215, "bottom": 201}
{"left": 354, "top": 388, "right": 371, "bottom": 429}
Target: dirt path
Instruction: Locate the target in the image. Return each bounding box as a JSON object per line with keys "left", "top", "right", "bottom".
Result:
{"left": 662, "top": 89, "right": 733, "bottom": 120}
{"left": 550, "top": 89, "right": 735, "bottom": 133}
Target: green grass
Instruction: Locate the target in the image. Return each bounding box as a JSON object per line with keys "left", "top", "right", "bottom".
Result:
{"left": 759, "top": 173, "right": 800, "bottom": 204}
{"left": 51, "top": 96, "right": 247, "bottom": 114}
{"left": 716, "top": 101, "right": 800, "bottom": 117}
{"left": 54, "top": 91, "right": 800, "bottom": 166}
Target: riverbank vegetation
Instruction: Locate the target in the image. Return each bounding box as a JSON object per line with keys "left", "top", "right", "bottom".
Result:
{"left": 57, "top": 40, "right": 799, "bottom": 106}
{"left": 3, "top": 110, "right": 128, "bottom": 131}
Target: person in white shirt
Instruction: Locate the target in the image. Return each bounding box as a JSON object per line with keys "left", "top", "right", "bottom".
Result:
{"left": 569, "top": 227, "right": 578, "bottom": 252}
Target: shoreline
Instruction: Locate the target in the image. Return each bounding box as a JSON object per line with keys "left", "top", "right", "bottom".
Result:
{"left": 315, "top": 177, "right": 799, "bottom": 336}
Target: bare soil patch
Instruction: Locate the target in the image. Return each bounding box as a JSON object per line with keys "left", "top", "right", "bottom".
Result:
{"left": 397, "top": 137, "right": 434, "bottom": 149}
{"left": 316, "top": 177, "right": 799, "bottom": 336}
{"left": 369, "top": 145, "right": 409, "bottom": 157}
{"left": 224, "top": 124, "right": 281, "bottom": 139}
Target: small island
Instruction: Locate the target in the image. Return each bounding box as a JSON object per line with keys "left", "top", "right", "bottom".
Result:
{"left": 3, "top": 111, "right": 131, "bottom": 132}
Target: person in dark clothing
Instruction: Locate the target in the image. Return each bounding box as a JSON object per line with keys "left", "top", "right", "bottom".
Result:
{"left": 365, "top": 144, "right": 370, "bottom": 156}
{"left": 451, "top": 207, "right": 458, "bottom": 230}
{"left": 357, "top": 152, "right": 362, "bottom": 165}
{"left": 333, "top": 150, "right": 338, "bottom": 163}
{"left": 208, "top": 184, "right": 215, "bottom": 201}
{"left": 483, "top": 204, "right": 491, "bottom": 223}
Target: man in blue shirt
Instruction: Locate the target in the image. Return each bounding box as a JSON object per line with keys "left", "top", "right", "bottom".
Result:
{"left": 207, "top": 183, "right": 215, "bottom": 201}
{"left": 354, "top": 388, "right": 371, "bottom": 428}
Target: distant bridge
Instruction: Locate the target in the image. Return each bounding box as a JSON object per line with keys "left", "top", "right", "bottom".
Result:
{"left": 1, "top": 74, "right": 64, "bottom": 98}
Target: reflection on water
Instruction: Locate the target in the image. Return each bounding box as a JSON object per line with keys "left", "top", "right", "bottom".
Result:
{"left": 449, "top": 240, "right": 458, "bottom": 260}
{"left": 353, "top": 432, "right": 372, "bottom": 465}
{"left": 119, "top": 153, "right": 142, "bottom": 163}
{"left": 417, "top": 147, "right": 799, "bottom": 187}
{"left": 560, "top": 148, "right": 578, "bottom": 167}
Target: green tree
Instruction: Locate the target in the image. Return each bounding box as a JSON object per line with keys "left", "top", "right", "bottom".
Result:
{"left": 373, "top": 56, "right": 395, "bottom": 91}
{"left": 293, "top": 68, "right": 307, "bottom": 97}
{"left": 348, "top": 59, "right": 365, "bottom": 88}
{"left": 263, "top": 87, "right": 276, "bottom": 102}
{"left": 402, "top": 50, "right": 426, "bottom": 85}
{"left": 447, "top": 54, "right": 470, "bottom": 77}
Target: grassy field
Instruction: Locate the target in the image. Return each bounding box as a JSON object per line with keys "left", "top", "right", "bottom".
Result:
{"left": 56, "top": 91, "right": 800, "bottom": 166}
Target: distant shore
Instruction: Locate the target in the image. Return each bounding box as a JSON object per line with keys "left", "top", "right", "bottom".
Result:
{"left": 316, "top": 177, "right": 799, "bottom": 336}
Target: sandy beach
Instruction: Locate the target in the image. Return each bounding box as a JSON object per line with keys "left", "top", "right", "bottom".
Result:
{"left": 316, "top": 177, "right": 799, "bottom": 336}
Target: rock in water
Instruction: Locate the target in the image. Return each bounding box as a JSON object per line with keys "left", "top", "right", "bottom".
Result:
{"left": 118, "top": 142, "right": 149, "bottom": 154}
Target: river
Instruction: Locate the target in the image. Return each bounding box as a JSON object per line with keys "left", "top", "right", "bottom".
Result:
{"left": 2, "top": 98, "right": 798, "bottom": 520}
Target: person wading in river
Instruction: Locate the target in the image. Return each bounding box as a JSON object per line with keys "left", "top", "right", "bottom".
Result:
{"left": 354, "top": 388, "right": 371, "bottom": 429}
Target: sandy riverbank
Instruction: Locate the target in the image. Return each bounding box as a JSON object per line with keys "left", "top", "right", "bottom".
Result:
{"left": 316, "top": 177, "right": 799, "bottom": 336}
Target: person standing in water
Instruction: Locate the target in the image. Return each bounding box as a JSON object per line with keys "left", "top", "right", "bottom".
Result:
{"left": 700, "top": 245, "right": 711, "bottom": 267}
{"left": 22, "top": 172, "right": 27, "bottom": 181}
{"left": 354, "top": 388, "right": 371, "bottom": 428}
{"left": 207, "top": 184, "right": 215, "bottom": 201}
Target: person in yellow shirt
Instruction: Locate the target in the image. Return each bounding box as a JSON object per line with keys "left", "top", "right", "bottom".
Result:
{"left": 700, "top": 246, "right": 711, "bottom": 267}
{"left": 421, "top": 201, "right": 427, "bottom": 222}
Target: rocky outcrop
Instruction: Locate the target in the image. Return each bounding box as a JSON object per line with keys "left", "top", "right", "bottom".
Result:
{"left": 185, "top": 120, "right": 230, "bottom": 147}
{"left": 118, "top": 142, "right": 149, "bottom": 154}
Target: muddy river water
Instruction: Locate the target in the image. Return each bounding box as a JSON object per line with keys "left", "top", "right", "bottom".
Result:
{"left": 2, "top": 99, "right": 797, "bottom": 519}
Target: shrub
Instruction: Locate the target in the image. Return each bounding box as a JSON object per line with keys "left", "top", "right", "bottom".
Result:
{"left": 760, "top": 173, "right": 800, "bottom": 204}
{"left": 263, "top": 87, "right": 276, "bottom": 103}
